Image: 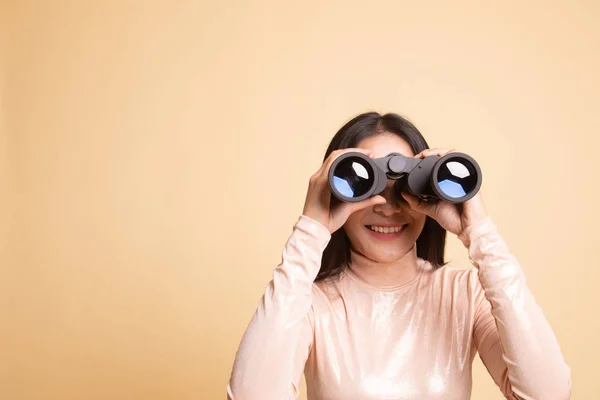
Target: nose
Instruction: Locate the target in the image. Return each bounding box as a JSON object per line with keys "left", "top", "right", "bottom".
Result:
{"left": 372, "top": 185, "right": 406, "bottom": 216}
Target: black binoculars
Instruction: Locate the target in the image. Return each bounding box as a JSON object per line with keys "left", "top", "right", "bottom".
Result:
{"left": 328, "top": 151, "right": 482, "bottom": 204}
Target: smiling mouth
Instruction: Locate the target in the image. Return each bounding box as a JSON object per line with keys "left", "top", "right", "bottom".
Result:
{"left": 364, "top": 224, "right": 408, "bottom": 235}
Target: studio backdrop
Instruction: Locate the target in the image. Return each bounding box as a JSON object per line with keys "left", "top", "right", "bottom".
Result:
{"left": 1, "top": 1, "right": 598, "bottom": 399}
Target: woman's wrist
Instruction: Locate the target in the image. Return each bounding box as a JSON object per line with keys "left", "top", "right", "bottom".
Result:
{"left": 297, "top": 214, "right": 332, "bottom": 243}
{"left": 457, "top": 216, "right": 496, "bottom": 247}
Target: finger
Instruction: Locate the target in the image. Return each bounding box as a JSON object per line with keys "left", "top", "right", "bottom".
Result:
{"left": 332, "top": 147, "right": 374, "bottom": 161}
{"left": 415, "top": 148, "right": 447, "bottom": 158}
{"left": 318, "top": 148, "right": 374, "bottom": 177}
{"left": 415, "top": 148, "right": 456, "bottom": 159}
{"left": 400, "top": 192, "right": 436, "bottom": 217}
{"left": 344, "top": 194, "right": 387, "bottom": 215}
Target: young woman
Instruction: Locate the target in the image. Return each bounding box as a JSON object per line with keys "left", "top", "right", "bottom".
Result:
{"left": 227, "top": 112, "right": 571, "bottom": 400}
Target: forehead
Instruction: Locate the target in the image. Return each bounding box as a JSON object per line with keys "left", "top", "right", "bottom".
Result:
{"left": 357, "top": 133, "right": 415, "bottom": 158}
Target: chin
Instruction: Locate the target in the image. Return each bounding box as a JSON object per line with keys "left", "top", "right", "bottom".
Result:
{"left": 348, "top": 226, "right": 417, "bottom": 261}
{"left": 367, "top": 249, "right": 407, "bottom": 263}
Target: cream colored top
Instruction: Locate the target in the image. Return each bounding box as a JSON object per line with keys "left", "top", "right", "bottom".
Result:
{"left": 227, "top": 215, "right": 571, "bottom": 400}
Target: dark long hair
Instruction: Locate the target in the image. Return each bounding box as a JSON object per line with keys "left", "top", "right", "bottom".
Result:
{"left": 315, "top": 112, "right": 448, "bottom": 282}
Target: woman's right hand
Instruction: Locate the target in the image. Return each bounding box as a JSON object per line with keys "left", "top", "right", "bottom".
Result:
{"left": 302, "top": 148, "right": 387, "bottom": 234}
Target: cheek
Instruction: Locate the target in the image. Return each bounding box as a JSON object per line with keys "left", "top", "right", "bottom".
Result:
{"left": 343, "top": 211, "right": 368, "bottom": 236}
{"left": 410, "top": 215, "right": 427, "bottom": 236}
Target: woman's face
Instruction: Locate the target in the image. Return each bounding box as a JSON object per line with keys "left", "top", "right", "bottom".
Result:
{"left": 343, "top": 133, "right": 427, "bottom": 262}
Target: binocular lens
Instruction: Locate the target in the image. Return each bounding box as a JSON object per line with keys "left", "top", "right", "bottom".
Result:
{"left": 331, "top": 157, "right": 374, "bottom": 198}
{"left": 435, "top": 158, "right": 478, "bottom": 199}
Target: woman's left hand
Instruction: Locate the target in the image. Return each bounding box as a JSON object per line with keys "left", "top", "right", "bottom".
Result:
{"left": 400, "top": 148, "right": 489, "bottom": 236}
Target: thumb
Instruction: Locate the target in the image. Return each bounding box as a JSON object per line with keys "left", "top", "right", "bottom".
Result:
{"left": 346, "top": 194, "right": 387, "bottom": 215}
{"left": 401, "top": 192, "right": 436, "bottom": 217}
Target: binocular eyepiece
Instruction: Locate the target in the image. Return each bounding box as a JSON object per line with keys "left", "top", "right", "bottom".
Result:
{"left": 328, "top": 151, "right": 482, "bottom": 204}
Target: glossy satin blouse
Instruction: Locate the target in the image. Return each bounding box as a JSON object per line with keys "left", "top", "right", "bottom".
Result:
{"left": 227, "top": 215, "right": 571, "bottom": 400}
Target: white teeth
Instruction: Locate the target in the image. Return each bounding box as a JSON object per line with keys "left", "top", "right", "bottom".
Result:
{"left": 368, "top": 225, "right": 405, "bottom": 233}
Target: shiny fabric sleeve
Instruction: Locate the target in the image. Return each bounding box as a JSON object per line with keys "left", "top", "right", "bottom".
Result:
{"left": 227, "top": 215, "right": 331, "bottom": 400}
{"left": 459, "top": 217, "right": 572, "bottom": 400}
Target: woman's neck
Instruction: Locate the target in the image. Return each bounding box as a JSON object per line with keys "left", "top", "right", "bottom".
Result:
{"left": 347, "top": 243, "right": 422, "bottom": 290}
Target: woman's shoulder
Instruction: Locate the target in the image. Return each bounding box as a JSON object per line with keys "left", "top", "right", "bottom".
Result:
{"left": 311, "top": 273, "right": 344, "bottom": 300}
{"left": 428, "top": 262, "right": 477, "bottom": 278}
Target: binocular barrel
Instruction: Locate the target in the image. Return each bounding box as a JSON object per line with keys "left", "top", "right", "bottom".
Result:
{"left": 328, "top": 151, "right": 482, "bottom": 204}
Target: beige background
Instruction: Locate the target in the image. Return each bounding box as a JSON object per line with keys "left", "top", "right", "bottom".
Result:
{"left": 1, "top": 1, "right": 599, "bottom": 399}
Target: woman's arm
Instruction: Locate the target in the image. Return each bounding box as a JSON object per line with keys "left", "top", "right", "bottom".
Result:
{"left": 227, "top": 215, "right": 331, "bottom": 400}
{"left": 460, "top": 217, "right": 572, "bottom": 400}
